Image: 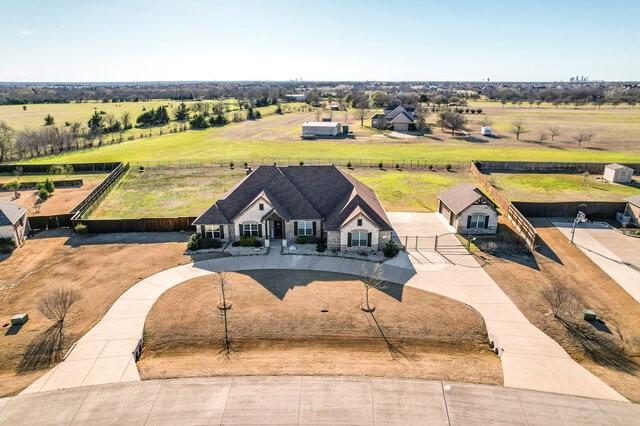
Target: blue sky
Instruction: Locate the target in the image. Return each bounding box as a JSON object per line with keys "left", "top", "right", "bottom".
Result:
{"left": 1, "top": 0, "right": 639, "bottom": 82}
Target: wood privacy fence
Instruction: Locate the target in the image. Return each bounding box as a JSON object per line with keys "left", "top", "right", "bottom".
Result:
{"left": 475, "top": 161, "right": 640, "bottom": 174}
{"left": 72, "top": 217, "right": 197, "bottom": 234}
{"left": 469, "top": 161, "right": 538, "bottom": 249}
{"left": 27, "top": 214, "right": 73, "bottom": 230}
{"left": 0, "top": 162, "right": 121, "bottom": 174}
{"left": 0, "top": 179, "right": 83, "bottom": 191}
{"left": 512, "top": 201, "right": 627, "bottom": 219}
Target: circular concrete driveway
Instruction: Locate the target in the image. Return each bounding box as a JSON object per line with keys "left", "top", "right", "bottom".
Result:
{"left": 21, "top": 214, "right": 627, "bottom": 401}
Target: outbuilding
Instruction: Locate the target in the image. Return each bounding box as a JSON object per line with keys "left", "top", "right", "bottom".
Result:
{"left": 301, "top": 121, "right": 342, "bottom": 138}
{"left": 604, "top": 163, "right": 634, "bottom": 183}
{"left": 0, "top": 200, "right": 28, "bottom": 246}
{"left": 437, "top": 183, "right": 498, "bottom": 235}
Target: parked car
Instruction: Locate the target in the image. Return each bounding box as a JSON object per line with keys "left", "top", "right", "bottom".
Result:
{"left": 481, "top": 126, "right": 493, "bottom": 136}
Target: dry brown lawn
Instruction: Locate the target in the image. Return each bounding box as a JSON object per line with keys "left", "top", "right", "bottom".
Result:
{"left": 138, "top": 271, "right": 502, "bottom": 386}
{"left": 478, "top": 220, "right": 640, "bottom": 402}
{"left": 0, "top": 230, "right": 191, "bottom": 396}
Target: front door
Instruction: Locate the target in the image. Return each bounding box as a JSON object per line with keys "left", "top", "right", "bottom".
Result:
{"left": 273, "top": 220, "right": 283, "bottom": 239}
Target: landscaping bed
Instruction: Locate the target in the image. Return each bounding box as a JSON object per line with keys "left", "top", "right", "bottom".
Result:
{"left": 283, "top": 243, "right": 386, "bottom": 262}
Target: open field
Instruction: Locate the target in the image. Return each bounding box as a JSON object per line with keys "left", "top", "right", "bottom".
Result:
{"left": 0, "top": 230, "right": 191, "bottom": 397}
{"left": 0, "top": 173, "right": 108, "bottom": 215}
{"left": 485, "top": 172, "right": 640, "bottom": 202}
{"left": 138, "top": 271, "right": 501, "bottom": 385}
{"left": 91, "top": 165, "right": 474, "bottom": 218}
{"left": 474, "top": 220, "right": 640, "bottom": 402}
{"left": 468, "top": 100, "right": 640, "bottom": 151}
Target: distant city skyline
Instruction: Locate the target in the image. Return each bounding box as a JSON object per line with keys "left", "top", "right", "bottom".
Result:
{"left": 1, "top": 0, "right": 639, "bottom": 82}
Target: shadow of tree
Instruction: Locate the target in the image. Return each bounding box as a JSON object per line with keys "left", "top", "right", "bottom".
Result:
{"left": 366, "top": 311, "right": 415, "bottom": 362}
{"left": 17, "top": 324, "right": 65, "bottom": 372}
{"left": 557, "top": 316, "right": 639, "bottom": 374}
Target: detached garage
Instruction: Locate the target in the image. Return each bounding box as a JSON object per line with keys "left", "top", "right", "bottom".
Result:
{"left": 604, "top": 164, "right": 634, "bottom": 183}
{"left": 437, "top": 183, "right": 498, "bottom": 235}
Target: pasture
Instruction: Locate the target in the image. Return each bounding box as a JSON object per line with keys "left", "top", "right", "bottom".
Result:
{"left": 468, "top": 100, "right": 640, "bottom": 151}
{"left": 486, "top": 172, "right": 640, "bottom": 202}
{"left": 90, "top": 165, "right": 473, "bottom": 218}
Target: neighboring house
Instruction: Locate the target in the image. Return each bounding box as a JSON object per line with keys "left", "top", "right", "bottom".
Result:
{"left": 603, "top": 163, "right": 634, "bottom": 183}
{"left": 302, "top": 121, "right": 342, "bottom": 138}
{"left": 437, "top": 183, "right": 498, "bottom": 235}
{"left": 284, "top": 94, "right": 306, "bottom": 102}
{"left": 0, "top": 200, "right": 29, "bottom": 246}
{"left": 193, "top": 165, "right": 394, "bottom": 251}
{"left": 371, "top": 104, "right": 417, "bottom": 132}
{"left": 625, "top": 195, "right": 640, "bottom": 226}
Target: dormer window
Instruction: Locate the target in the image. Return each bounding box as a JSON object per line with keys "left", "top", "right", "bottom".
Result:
{"left": 259, "top": 203, "right": 264, "bottom": 211}
{"left": 357, "top": 219, "right": 363, "bottom": 226}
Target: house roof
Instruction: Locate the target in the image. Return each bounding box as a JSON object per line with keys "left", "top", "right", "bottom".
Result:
{"left": 437, "top": 183, "right": 495, "bottom": 215}
{"left": 390, "top": 111, "right": 414, "bottom": 123}
{"left": 606, "top": 163, "right": 633, "bottom": 171}
{"left": 626, "top": 195, "right": 640, "bottom": 207}
{"left": 193, "top": 166, "right": 393, "bottom": 231}
{"left": 370, "top": 113, "right": 386, "bottom": 119}
{"left": 0, "top": 200, "right": 27, "bottom": 226}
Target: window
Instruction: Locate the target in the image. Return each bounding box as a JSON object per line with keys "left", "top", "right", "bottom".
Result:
{"left": 243, "top": 223, "right": 260, "bottom": 237}
{"left": 205, "top": 225, "right": 222, "bottom": 239}
{"left": 357, "top": 219, "right": 363, "bottom": 226}
{"left": 469, "top": 214, "right": 486, "bottom": 229}
{"left": 351, "top": 230, "right": 369, "bottom": 247}
{"left": 259, "top": 203, "right": 264, "bottom": 211}
{"left": 297, "top": 220, "right": 314, "bottom": 236}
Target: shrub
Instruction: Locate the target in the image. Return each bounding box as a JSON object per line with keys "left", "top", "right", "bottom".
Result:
{"left": 477, "top": 108, "right": 483, "bottom": 114}
{"left": 295, "top": 235, "right": 317, "bottom": 245}
{"left": 395, "top": 163, "right": 400, "bottom": 169}
{"left": 186, "top": 233, "right": 200, "bottom": 250}
{"left": 316, "top": 239, "right": 327, "bottom": 252}
{"left": 254, "top": 239, "right": 263, "bottom": 247}
{"left": 199, "top": 237, "right": 223, "bottom": 249}
{"left": 378, "top": 162, "right": 383, "bottom": 169}
{"left": 239, "top": 235, "right": 257, "bottom": 247}
{"left": 230, "top": 161, "right": 234, "bottom": 169}
{"left": 38, "top": 188, "right": 49, "bottom": 200}
{"left": 72, "top": 223, "right": 88, "bottom": 234}
{"left": 383, "top": 240, "right": 400, "bottom": 258}
{"left": 346, "top": 161, "right": 352, "bottom": 168}
{"left": 428, "top": 164, "right": 433, "bottom": 170}
{"left": 231, "top": 241, "right": 241, "bottom": 247}
{"left": 299, "top": 161, "right": 304, "bottom": 166}
{"left": 446, "top": 164, "right": 452, "bottom": 171}
{"left": 0, "top": 237, "right": 16, "bottom": 254}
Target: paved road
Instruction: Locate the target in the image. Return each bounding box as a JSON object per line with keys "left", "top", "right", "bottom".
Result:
{"left": 3, "top": 377, "right": 639, "bottom": 425}
{"left": 21, "top": 214, "right": 625, "bottom": 401}
{"left": 554, "top": 221, "right": 640, "bottom": 304}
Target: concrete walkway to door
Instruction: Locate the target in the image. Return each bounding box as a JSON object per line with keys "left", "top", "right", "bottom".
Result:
{"left": 21, "top": 213, "right": 625, "bottom": 401}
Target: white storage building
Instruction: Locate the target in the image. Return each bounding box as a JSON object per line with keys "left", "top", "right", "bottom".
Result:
{"left": 603, "top": 164, "right": 633, "bottom": 183}
{"left": 302, "top": 122, "right": 342, "bottom": 138}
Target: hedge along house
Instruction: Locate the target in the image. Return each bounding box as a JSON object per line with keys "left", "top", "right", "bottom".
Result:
{"left": 437, "top": 183, "right": 498, "bottom": 235}
{"left": 192, "top": 165, "right": 394, "bottom": 251}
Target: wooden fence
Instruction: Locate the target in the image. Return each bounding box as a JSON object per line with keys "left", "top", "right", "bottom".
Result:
{"left": 1, "top": 179, "right": 83, "bottom": 191}
{"left": 70, "top": 162, "right": 129, "bottom": 219}
{"left": 72, "top": 217, "right": 196, "bottom": 233}
{"left": 0, "top": 162, "right": 121, "bottom": 174}
{"left": 475, "top": 161, "right": 640, "bottom": 174}
{"left": 27, "top": 214, "right": 73, "bottom": 231}
{"left": 469, "top": 161, "right": 538, "bottom": 249}
{"left": 512, "top": 201, "right": 627, "bottom": 219}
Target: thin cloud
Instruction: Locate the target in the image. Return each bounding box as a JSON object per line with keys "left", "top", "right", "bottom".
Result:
{"left": 19, "top": 29, "right": 32, "bottom": 36}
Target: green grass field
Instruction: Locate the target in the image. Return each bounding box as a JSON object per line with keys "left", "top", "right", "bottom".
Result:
{"left": 486, "top": 172, "right": 640, "bottom": 202}
{"left": 90, "top": 165, "right": 472, "bottom": 218}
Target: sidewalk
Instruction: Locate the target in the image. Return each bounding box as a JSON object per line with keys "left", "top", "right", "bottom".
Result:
{"left": 4, "top": 377, "right": 639, "bottom": 425}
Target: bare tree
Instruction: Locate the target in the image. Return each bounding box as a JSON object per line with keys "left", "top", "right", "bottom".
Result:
{"left": 537, "top": 131, "right": 548, "bottom": 144}
{"left": 549, "top": 126, "right": 560, "bottom": 142}
{"left": 480, "top": 115, "right": 491, "bottom": 127}
{"left": 439, "top": 111, "right": 466, "bottom": 135}
{"left": 215, "top": 270, "right": 233, "bottom": 352}
{"left": 120, "top": 111, "right": 131, "bottom": 130}
{"left": 360, "top": 263, "right": 385, "bottom": 312}
{"left": 542, "top": 282, "right": 577, "bottom": 319}
{"left": 573, "top": 132, "right": 589, "bottom": 147}
{"left": 0, "top": 121, "right": 13, "bottom": 162}
{"left": 510, "top": 119, "right": 527, "bottom": 140}
{"left": 586, "top": 129, "right": 595, "bottom": 143}
{"left": 38, "top": 288, "right": 81, "bottom": 359}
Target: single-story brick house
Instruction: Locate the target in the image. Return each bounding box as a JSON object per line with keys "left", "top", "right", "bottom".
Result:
{"left": 437, "top": 183, "right": 498, "bottom": 235}
{"left": 193, "top": 165, "right": 394, "bottom": 251}
{"left": 371, "top": 104, "right": 416, "bottom": 132}
{"left": 0, "top": 200, "right": 28, "bottom": 246}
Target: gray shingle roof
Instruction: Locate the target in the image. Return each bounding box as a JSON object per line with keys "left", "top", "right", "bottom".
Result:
{"left": 193, "top": 166, "right": 392, "bottom": 231}
{"left": 606, "top": 163, "right": 633, "bottom": 171}
{"left": 437, "top": 183, "right": 494, "bottom": 215}
{"left": 0, "top": 200, "right": 27, "bottom": 226}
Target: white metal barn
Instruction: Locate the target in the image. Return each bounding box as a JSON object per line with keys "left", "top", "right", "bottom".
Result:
{"left": 302, "top": 121, "right": 342, "bottom": 138}
{"left": 603, "top": 163, "right": 633, "bottom": 183}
